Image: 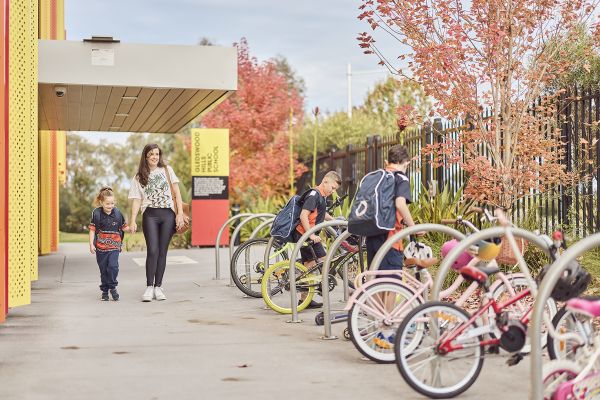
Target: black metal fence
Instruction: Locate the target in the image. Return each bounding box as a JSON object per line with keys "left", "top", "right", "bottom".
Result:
{"left": 297, "top": 85, "right": 600, "bottom": 237}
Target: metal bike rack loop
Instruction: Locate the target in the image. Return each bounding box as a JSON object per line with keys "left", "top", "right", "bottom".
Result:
{"left": 321, "top": 226, "right": 349, "bottom": 339}
{"left": 214, "top": 213, "right": 254, "bottom": 280}
{"left": 249, "top": 217, "right": 275, "bottom": 240}
{"left": 530, "top": 232, "right": 600, "bottom": 400}
{"left": 288, "top": 220, "right": 349, "bottom": 323}
{"left": 229, "top": 213, "right": 275, "bottom": 286}
{"left": 431, "top": 227, "right": 551, "bottom": 302}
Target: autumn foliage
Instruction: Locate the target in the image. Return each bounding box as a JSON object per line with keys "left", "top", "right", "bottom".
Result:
{"left": 201, "top": 38, "right": 305, "bottom": 202}
{"left": 358, "top": 0, "right": 600, "bottom": 209}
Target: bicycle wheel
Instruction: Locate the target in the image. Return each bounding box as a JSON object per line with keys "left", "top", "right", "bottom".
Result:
{"left": 542, "top": 360, "right": 581, "bottom": 400}
{"left": 230, "top": 238, "right": 288, "bottom": 298}
{"left": 348, "top": 281, "right": 421, "bottom": 363}
{"left": 334, "top": 249, "right": 363, "bottom": 290}
{"left": 261, "top": 260, "right": 318, "bottom": 314}
{"left": 490, "top": 275, "right": 557, "bottom": 353}
{"left": 547, "top": 305, "right": 595, "bottom": 361}
{"left": 395, "top": 301, "right": 484, "bottom": 398}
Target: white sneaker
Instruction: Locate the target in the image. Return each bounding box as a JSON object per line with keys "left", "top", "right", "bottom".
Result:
{"left": 141, "top": 286, "right": 154, "bottom": 302}
{"left": 154, "top": 286, "right": 166, "bottom": 301}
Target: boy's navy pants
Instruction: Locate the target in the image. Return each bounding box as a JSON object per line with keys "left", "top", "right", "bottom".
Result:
{"left": 96, "top": 250, "right": 119, "bottom": 292}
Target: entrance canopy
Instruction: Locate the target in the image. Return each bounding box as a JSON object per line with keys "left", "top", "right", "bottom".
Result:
{"left": 38, "top": 39, "right": 237, "bottom": 133}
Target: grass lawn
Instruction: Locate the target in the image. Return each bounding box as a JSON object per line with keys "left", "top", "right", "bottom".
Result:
{"left": 59, "top": 231, "right": 89, "bottom": 243}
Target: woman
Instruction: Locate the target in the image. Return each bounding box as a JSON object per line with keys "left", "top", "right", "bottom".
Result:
{"left": 128, "top": 144, "right": 185, "bottom": 302}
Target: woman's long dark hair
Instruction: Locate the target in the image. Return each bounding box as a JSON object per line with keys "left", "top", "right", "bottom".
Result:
{"left": 136, "top": 143, "right": 166, "bottom": 187}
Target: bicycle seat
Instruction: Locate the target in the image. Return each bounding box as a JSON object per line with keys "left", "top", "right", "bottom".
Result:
{"left": 566, "top": 297, "right": 600, "bottom": 317}
{"left": 459, "top": 264, "right": 499, "bottom": 284}
{"left": 404, "top": 257, "right": 438, "bottom": 269}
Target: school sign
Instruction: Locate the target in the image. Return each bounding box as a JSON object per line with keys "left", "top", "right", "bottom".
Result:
{"left": 190, "top": 129, "right": 230, "bottom": 246}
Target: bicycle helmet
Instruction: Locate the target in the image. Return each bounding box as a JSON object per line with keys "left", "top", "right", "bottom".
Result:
{"left": 536, "top": 260, "right": 591, "bottom": 302}
{"left": 404, "top": 241, "right": 433, "bottom": 260}
{"left": 440, "top": 239, "right": 473, "bottom": 271}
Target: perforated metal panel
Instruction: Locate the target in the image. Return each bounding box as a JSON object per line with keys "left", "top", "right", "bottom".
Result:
{"left": 38, "top": 0, "right": 63, "bottom": 256}
{"left": 7, "top": 0, "right": 35, "bottom": 307}
{"left": 29, "top": 0, "right": 38, "bottom": 279}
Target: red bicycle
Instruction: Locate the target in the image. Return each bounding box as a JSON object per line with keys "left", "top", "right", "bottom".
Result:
{"left": 394, "top": 211, "right": 564, "bottom": 398}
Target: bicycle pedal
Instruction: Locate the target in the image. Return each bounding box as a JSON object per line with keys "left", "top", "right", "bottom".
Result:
{"left": 505, "top": 352, "right": 524, "bottom": 366}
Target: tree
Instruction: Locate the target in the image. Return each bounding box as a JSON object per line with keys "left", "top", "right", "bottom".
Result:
{"left": 358, "top": 0, "right": 600, "bottom": 209}
{"left": 200, "top": 38, "right": 306, "bottom": 203}
{"left": 362, "top": 77, "right": 430, "bottom": 133}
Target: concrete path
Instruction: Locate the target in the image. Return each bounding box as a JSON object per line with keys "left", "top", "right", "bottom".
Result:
{"left": 0, "top": 243, "right": 532, "bottom": 400}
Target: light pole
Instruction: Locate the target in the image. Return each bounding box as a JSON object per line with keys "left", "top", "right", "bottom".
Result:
{"left": 346, "top": 62, "right": 390, "bottom": 119}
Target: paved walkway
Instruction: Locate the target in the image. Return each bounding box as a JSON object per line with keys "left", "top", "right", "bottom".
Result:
{"left": 0, "top": 243, "right": 531, "bottom": 399}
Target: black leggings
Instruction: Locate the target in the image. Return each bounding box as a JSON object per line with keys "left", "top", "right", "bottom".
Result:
{"left": 142, "top": 208, "right": 175, "bottom": 287}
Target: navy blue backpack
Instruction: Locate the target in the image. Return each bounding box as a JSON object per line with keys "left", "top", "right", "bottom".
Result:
{"left": 348, "top": 169, "right": 406, "bottom": 237}
{"left": 270, "top": 190, "right": 311, "bottom": 243}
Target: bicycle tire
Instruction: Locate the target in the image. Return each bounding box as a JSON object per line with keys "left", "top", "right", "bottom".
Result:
{"left": 230, "top": 238, "right": 288, "bottom": 298}
{"left": 542, "top": 360, "right": 581, "bottom": 399}
{"left": 261, "top": 260, "right": 317, "bottom": 314}
{"left": 348, "top": 281, "right": 421, "bottom": 364}
{"left": 395, "top": 301, "right": 485, "bottom": 398}
{"left": 546, "top": 305, "right": 593, "bottom": 361}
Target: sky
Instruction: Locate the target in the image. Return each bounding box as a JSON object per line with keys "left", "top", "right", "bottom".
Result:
{"left": 65, "top": 0, "right": 401, "bottom": 142}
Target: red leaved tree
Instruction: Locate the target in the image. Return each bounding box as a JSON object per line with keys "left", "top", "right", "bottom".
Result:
{"left": 358, "top": 0, "right": 600, "bottom": 209}
{"left": 201, "top": 38, "right": 305, "bottom": 203}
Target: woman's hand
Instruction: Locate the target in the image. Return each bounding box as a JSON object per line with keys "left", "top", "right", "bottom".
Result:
{"left": 176, "top": 213, "right": 185, "bottom": 230}
{"left": 130, "top": 221, "right": 137, "bottom": 234}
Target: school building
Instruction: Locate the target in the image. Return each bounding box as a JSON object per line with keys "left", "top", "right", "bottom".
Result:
{"left": 0, "top": 0, "right": 237, "bottom": 322}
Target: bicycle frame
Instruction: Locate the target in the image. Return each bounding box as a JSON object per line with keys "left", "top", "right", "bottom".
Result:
{"left": 437, "top": 288, "right": 533, "bottom": 353}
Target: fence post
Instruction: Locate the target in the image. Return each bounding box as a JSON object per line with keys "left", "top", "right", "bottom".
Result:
{"left": 374, "top": 135, "right": 382, "bottom": 169}
{"left": 422, "top": 121, "right": 432, "bottom": 190}
{"left": 365, "top": 136, "right": 373, "bottom": 173}
{"left": 344, "top": 144, "right": 353, "bottom": 197}
{"left": 433, "top": 118, "right": 444, "bottom": 194}
{"left": 562, "top": 89, "right": 572, "bottom": 228}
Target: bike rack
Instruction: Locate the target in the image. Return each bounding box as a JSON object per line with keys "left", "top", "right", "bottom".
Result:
{"left": 287, "top": 220, "right": 349, "bottom": 323}
{"left": 229, "top": 213, "right": 275, "bottom": 286}
{"left": 249, "top": 217, "right": 275, "bottom": 240}
{"left": 321, "top": 226, "right": 349, "bottom": 339}
{"left": 530, "top": 232, "right": 600, "bottom": 400}
{"left": 214, "top": 213, "right": 254, "bottom": 280}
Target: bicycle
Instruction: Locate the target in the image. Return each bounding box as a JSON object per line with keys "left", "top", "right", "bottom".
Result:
{"left": 260, "top": 230, "right": 366, "bottom": 314}
{"left": 345, "top": 208, "right": 555, "bottom": 364}
{"left": 542, "top": 297, "right": 600, "bottom": 399}
{"left": 230, "top": 194, "right": 355, "bottom": 298}
{"left": 393, "top": 209, "right": 562, "bottom": 398}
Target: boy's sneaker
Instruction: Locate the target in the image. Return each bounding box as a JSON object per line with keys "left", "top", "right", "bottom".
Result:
{"left": 373, "top": 332, "right": 394, "bottom": 350}
{"left": 141, "top": 286, "right": 154, "bottom": 302}
{"left": 101, "top": 292, "right": 109, "bottom": 301}
{"left": 298, "top": 299, "right": 322, "bottom": 309}
{"left": 109, "top": 289, "right": 119, "bottom": 301}
{"left": 154, "top": 286, "right": 166, "bottom": 301}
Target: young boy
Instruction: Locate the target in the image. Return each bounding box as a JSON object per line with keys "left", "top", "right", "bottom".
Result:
{"left": 293, "top": 170, "right": 342, "bottom": 308}
{"left": 364, "top": 144, "right": 417, "bottom": 348}
{"left": 365, "top": 144, "right": 416, "bottom": 271}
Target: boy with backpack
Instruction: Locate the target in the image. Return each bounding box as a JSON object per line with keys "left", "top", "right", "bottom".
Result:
{"left": 293, "top": 171, "right": 342, "bottom": 308}
{"left": 349, "top": 144, "right": 416, "bottom": 271}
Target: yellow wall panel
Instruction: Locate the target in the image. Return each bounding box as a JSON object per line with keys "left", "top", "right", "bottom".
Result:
{"left": 39, "top": 0, "right": 64, "bottom": 255}
{"left": 29, "top": 0, "right": 38, "bottom": 279}
{"left": 8, "top": 0, "right": 35, "bottom": 307}
{"left": 39, "top": 132, "right": 52, "bottom": 255}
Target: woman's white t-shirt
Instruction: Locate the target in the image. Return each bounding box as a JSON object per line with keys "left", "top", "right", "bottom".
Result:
{"left": 128, "top": 166, "right": 179, "bottom": 214}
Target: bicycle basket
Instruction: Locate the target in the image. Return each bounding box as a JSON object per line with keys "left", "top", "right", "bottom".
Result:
{"left": 496, "top": 237, "right": 527, "bottom": 265}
